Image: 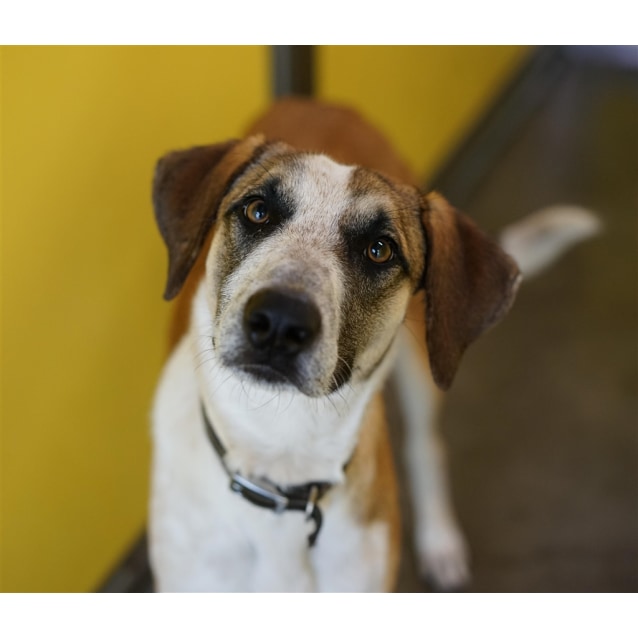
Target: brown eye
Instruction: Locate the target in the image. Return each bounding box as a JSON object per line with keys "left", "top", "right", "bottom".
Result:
{"left": 244, "top": 199, "right": 269, "bottom": 224}
{"left": 366, "top": 239, "right": 394, "bottom": 264}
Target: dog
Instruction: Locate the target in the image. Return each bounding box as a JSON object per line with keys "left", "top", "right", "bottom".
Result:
{"left": 148, "top": 98, "right": 598, "bottom": 592}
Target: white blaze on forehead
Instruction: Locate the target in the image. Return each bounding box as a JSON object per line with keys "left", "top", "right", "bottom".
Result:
{"left": 281, "top": 154, "right": 355, "bottom": 231}
{"left": 283, "top": 155, "right": 412, "bottom": 251}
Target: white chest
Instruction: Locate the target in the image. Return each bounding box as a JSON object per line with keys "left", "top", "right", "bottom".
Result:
{"left": 149, "top": 335, "right": 392, "bottom": 592}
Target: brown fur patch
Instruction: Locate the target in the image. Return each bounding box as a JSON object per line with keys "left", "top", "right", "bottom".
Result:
{"left": 247, "top": 97, "right": 417, "bottom": 185}
{"left": 345, "top": 392, "right": 401, "bottom": 591}
{"left": 166, "top": 230, "right": 214, "bottom": 351}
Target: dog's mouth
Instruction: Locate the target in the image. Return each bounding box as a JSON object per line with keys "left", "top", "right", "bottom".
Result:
{"left": 237, "top": 362, "right": 295, "bottom": 385}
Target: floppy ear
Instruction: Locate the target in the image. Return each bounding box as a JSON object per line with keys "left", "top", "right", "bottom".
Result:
{"left": 152, "top": 134, "right": 265, "bottom": 300}
{"left": 421, "top": 192, "right": 521, "bottom": 390}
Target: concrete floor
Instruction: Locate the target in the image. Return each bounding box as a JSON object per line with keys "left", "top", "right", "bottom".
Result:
{"left": 395, "top": 52, "right": 638, "bottom": 593}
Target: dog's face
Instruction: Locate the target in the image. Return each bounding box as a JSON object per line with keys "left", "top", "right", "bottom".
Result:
{"left": 206, "top": 145, "right": 426, "bottom": 397}
{"left": 153, "top": 136, "right": 520, "bottom": 394}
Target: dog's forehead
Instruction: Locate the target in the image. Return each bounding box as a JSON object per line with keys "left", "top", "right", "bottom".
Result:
{"left": 269, "top": 152, "right": 417, "bottom": 230}
{"left": 280, "top": 154, "right": 354, "bottom": 218}
{"left": 222, "top": 145, "right": 425, "bottom": 268}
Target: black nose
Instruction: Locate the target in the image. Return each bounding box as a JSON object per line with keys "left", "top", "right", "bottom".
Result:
{"left": 243, "top": 289, "right": 321, "bottom": 357}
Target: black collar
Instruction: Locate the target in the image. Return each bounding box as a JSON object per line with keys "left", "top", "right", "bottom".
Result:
{"left": 200, "top": 403, "right": 333, "bottom": 547}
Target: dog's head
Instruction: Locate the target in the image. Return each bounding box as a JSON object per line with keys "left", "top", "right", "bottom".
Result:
{"left": 153, "top": 136, "right": 520, "bottom": 395}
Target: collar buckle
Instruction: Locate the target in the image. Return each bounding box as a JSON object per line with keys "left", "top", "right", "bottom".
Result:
{"left": 305, "top": 485, "right": 319, "bottom": 520}
{"left": 230, "top": 473, "right": 289, "bottom": 513}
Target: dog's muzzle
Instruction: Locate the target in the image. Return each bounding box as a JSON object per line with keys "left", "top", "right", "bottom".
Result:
{"left": 239, "top": 288, "right": 321, "bottom": 384}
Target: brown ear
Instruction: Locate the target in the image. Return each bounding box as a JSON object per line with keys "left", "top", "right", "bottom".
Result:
{"left": 152, "top": 135, "right": 265, "bottom": 300}
{"left": 421, "top": 193, "right": 521, "bottom": 390}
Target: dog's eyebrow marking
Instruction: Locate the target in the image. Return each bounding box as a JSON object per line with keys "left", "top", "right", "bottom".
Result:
{"left": 340, "top": 207, "right": 411, "bottom": 273}
{"left": 344, "top": 208, "right": 395, "bottom": 237}
{"left": 225, "top": 173, "right": 297, "bottom": 223}
{"left": 342, "top": 209, "right": 397, "bottom": 242}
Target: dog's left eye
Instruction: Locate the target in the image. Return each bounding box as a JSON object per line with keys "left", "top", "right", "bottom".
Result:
{"left": 366, "top": 238, "right": 394, "bottom": 264}
{"left": 244, "top": 199, "right": 270, "bottom": 225}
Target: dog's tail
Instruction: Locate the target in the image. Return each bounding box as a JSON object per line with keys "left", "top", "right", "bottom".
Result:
{"left": 499, "top": 205, "right": 601, "bottom": 279}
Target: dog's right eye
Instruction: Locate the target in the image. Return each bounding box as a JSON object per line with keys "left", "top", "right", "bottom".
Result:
{"left": 243, "top": 199, "right": 270, "bottom": 225}
{"left": 366, "top": 238, "right": 394, "bottom": 264}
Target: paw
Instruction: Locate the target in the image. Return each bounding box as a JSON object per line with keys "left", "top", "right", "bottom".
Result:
{"left": 416, "top": 523, "right": 470, "bottom": 591}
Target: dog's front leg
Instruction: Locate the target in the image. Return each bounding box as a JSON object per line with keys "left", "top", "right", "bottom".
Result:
{"left": 392, "top": 327, "right": 470, "bottom": 591}
{"left": 248, "top": 511, "right": 317, "bottom": 592}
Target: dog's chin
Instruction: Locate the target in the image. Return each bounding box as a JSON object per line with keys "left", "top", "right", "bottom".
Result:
{"left": 239, "top": 363, "right": 296, "bottom": 387}
{"left": 232, "top": 362, "right": 324, "bottom": 398}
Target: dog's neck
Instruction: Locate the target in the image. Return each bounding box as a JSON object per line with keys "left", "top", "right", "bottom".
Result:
{"left": 199, "top": 372, "right": 384, "bottom": 486}
{"left": 189, "top": 285, "right": 392, "bottom": 487}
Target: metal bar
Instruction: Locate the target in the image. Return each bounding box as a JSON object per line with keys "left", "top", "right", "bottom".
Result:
{"left": 272, "top": 45, "right": 315, "bottom": 98}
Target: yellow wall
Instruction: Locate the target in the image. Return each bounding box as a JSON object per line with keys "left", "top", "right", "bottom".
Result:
{"left": 1, "top": 45, "right": 528, "bottom": 592}
{"left": 1, "top": 46, "right": 269, "bottom": 592}
{"left": 317, "top": 46, "right": 529, "bottom": 181}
